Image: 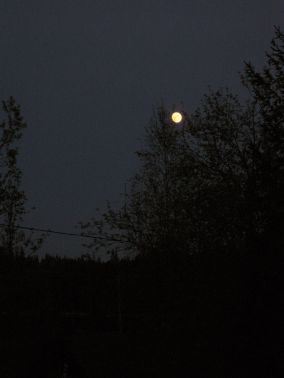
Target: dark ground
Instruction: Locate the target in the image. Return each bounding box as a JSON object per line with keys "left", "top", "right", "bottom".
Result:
{"left": 0, "top": 253, "right": 283, "bottom": 377}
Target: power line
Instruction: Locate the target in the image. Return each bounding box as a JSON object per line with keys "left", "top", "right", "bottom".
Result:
{"left": 0, "top": 223, "right": 125, "bottom": 243}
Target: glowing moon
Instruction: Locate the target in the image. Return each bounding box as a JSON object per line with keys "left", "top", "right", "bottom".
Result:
{"left": 171, "top": 112, "right": 183, "bottom": 124}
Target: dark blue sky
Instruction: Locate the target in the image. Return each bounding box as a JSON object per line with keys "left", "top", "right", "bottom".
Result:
{"left": 0, "top": 0, "right": 283, "bottom": 257}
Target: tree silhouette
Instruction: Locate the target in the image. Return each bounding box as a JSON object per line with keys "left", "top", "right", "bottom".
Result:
{"left": 0, "top": 97, "right": 44, "bottom": 258}
{"left": 79, "top": 106, "right": 189, "bottom": 259}
{"left": 242, "top": 26, "right": 284, "bottom": 254}
{"left": 81, "top": 28, "right": 284, "bottom": 261}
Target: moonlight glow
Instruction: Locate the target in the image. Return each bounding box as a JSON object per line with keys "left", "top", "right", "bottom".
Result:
{"left": 171, "top": 112, "right": 183, "bottom": 124}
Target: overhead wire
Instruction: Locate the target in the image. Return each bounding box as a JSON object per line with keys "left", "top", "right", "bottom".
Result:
{"left": 0, "top": 223, "right": 125, "bottom": 243}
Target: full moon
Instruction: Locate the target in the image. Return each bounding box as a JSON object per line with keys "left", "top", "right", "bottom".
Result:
{"left": 171, "top": 112, "right": 183, "bottom": 124}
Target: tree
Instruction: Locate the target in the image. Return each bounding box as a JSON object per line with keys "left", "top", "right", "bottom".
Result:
{"left": 80, "top": 28, "right": 284, "bottom": 259}
{"left": 80, "top": 95, "right": 261, "bottom": 259}
{"left": 241, "top": 26, "right": 284, "bottom": 253}
{"left": 0, "top": 97, "right": 43, "bottom": 258}
{"left": 80, "top": 106, "right": 191, "bottom": 260}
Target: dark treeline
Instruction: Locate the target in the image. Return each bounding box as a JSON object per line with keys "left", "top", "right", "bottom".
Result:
{"left": 0, "top": 251, "right": 282, "bottom": 377}
{"left": 1, "top": 29, "right": 283, "bottom": 377}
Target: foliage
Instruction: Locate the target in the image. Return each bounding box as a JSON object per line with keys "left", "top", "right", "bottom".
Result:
{"left": 0, "top": 97, "right": 44, "bottom": 257}
{"left": 242, "top": 26, "right": 284, "bottom": 252}
{"left": 81, "top": 28, "right": 284, "bottom": 259}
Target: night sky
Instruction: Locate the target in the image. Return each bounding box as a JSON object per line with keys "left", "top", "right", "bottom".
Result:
{"left": 0, "top": 1, "right": 283, "bottom": 257}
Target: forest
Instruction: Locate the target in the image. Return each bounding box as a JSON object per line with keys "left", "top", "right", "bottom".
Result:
{"left": 0, "top": 28, "right": 283, "bottom": 377}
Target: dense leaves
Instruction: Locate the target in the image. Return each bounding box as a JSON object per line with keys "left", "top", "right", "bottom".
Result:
{"left": 81, "top": 28, "right": 284, "bottom": 260}
{"left": 0, "top": 97, "right": 44, "bottom": 258}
